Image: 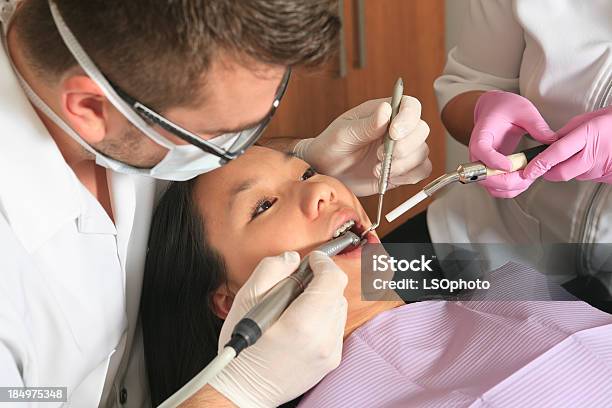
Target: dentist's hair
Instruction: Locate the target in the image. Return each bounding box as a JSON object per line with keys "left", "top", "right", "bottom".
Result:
{"left": 141, "top": 179, "right": 228, "bottom": 406}
{"left": 14, "top": 0, "right": 340, "bottom": 111}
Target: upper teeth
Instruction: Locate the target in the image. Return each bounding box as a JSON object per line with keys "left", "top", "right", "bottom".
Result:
{"left": 333, "top": 220, "right": 355, "bottom": 238}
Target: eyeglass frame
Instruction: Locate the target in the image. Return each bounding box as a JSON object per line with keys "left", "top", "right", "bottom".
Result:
{"left": 110, "top": 68, "right": 292, "bottom": 163}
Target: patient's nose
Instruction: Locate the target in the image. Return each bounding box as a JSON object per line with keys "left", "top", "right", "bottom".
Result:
{"left": 302, "top": 182, "right": 336, "bottom": 220}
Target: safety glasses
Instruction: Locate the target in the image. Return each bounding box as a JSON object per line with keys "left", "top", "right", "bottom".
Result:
{"left": 111, "top": 68, "right": 291, "bottom": 163}
{"left": 48, "top": 0, "right": 291, "bottom": 164}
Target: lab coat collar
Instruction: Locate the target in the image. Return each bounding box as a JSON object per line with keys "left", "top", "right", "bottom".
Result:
{"left": 0, "top": 40, "right": 115, "bottom": 252}
{"left": 76, "top": 180, "right": 118, "bottom": 236}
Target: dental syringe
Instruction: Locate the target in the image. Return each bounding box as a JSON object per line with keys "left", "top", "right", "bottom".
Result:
{"left": 158, "top": 227, "right": 363, "bottom": 408}
{"left": 385, "top": 144, "right": 548, "bottom": 222}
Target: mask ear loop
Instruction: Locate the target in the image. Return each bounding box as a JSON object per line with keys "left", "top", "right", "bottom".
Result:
{"left": 47, "top": 0, "right": 176, "bottom": 151}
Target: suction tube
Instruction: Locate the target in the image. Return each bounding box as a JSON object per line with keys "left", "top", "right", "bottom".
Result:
{"left": 385, "top": 145, "right": 548, "bottom": 223}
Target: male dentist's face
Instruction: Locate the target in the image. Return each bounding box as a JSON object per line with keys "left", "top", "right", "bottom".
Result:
{"left": 93, "top": 55, "right": 286, "bottom": 168}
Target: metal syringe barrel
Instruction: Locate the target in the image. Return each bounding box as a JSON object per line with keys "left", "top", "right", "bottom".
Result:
{"left": 226, "top": 231, "right": 361, "bottom": 354}
{"left": 456, "top": 144, "right": 548, "bottom": 184}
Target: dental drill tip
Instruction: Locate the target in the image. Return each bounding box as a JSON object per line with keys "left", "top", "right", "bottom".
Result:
{"left": 349, "top": 231, "right": 361, "bottom": 246}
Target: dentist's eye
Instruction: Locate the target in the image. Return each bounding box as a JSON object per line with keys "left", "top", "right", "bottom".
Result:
{"left": 251, "top": 197, "right": 276, "bottom": 219}
{"left": 301, "top": 167, "right": 317, "bottom": 181}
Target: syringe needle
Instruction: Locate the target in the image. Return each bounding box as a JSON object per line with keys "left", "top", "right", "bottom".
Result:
{"left": 361, "top": 193, "right": 383, "bottom": 238}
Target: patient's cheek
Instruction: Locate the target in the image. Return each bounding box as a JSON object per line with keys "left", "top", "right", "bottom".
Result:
{"left": 228, "top": 277, "right": 246, "bottom": 294}
{"left": 226, "top": 263, "right": 257, "bottom": 291}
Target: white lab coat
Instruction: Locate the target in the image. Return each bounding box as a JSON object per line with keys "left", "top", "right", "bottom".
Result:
{"left": 0, "top": 2, "right": 153, "bottom": 406}
{"left": 430, "top": 0, "right": 612, "bottom": 276}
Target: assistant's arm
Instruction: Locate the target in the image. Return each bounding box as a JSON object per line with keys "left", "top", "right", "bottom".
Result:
{"left": 435, "top": 0, "right": 525, "bottom": 145}
{"left": 440, "top": 90, "right": 484, "bottom": 146}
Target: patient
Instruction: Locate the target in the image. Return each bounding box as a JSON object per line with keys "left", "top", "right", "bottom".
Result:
{"left": 141, "top": 147, "right": 612, "bottom": 407}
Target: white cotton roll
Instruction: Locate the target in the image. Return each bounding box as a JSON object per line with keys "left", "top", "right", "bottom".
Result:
{"left": 385, "top": 190, "right": 429, "bottom": 222}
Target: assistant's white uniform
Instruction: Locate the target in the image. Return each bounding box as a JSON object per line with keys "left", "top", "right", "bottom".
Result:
{"left": 431, "top": 0, "right": 612, "bottom": 276}
{"left": 0, "top": 2, "right": 151, "bottom": 406}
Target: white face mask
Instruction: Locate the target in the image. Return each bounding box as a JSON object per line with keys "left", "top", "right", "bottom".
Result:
{"left": 94, "top": 133, "right": 240, "bottom": 181}
{"left": 22, "top": 0, "right": 243, "bottom": 181}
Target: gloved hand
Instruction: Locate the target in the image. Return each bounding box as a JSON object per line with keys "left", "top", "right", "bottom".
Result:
{"left": 469, "top": 90, "right": 558, "bottom": 198}
{"left": 294, "top": 96, "right": 432, "bottom": 197}
{"left": 523, "top": 106, "right": 612, "bottom": 183}
{"left": 209, "top": 251, "right": 348, "bottom": 408}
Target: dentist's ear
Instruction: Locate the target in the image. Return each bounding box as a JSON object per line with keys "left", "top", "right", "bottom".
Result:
{"left": 212, "top": 286, "right": 235, "bottom": 320}
{"left": 60, "top": 75, "right": 111, "bottom": 144}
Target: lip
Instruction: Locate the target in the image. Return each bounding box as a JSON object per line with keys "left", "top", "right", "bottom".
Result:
{"left": 328, "top": 208, "right": 363, "bottom": 240}
{"left": 327, "top": 208, "right": 381, "bottom": 260}
{"left": 334, "top": 230, "right": 380, "bottom": 259}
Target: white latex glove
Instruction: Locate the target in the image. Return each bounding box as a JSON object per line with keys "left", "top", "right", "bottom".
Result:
{"left": 294, "top": 96, "right": 432, "bottom": 197}
{"left": 209, "top": 251, "right": 348, "bottom": 408}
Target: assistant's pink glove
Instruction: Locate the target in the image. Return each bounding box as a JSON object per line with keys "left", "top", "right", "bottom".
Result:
{"left": 523, "top": 106, "right": 612, "bottom": 183}
{"left": 469, "top": 91, "right": 558, "bottom": 198}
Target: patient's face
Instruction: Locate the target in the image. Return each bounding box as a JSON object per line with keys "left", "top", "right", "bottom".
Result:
{"left": 194, "top": 146, "right": 379, "bottom": 294}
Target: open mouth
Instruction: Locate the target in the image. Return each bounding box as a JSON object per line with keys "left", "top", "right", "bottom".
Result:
{"left": 332, "top": 219, "right": 366, "bottom": 256}
{"left": 333, "top": 219, "right": 356, "bottom": 238}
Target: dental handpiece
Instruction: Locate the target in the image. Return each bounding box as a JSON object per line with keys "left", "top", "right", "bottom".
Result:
{"left": 225, "top": 230, "right": 361, "bottom": 355}
{"left": 361, "top": 77, "right": 404, "bottom": 238}
{"left": 385, "top": 144, "right": 548, "bottom": 222}
{"left": 157, "top": 230, "right": 363, "bottom": 407}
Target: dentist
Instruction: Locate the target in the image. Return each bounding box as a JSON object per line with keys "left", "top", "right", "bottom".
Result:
{"left": 0, "top": 1, "right": 431, "bottom": 407}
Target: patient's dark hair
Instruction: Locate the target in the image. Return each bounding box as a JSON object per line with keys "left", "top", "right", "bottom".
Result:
{"left": 141, "top": 179, "right": 227, "bottom": 406}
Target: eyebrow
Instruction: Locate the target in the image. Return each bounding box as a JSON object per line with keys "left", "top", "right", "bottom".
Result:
{"left": 229, "top": 178, "right": 257, "bottom": 209}
{"left": 227, "top": 152, "right": 298, "bottom": 210}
